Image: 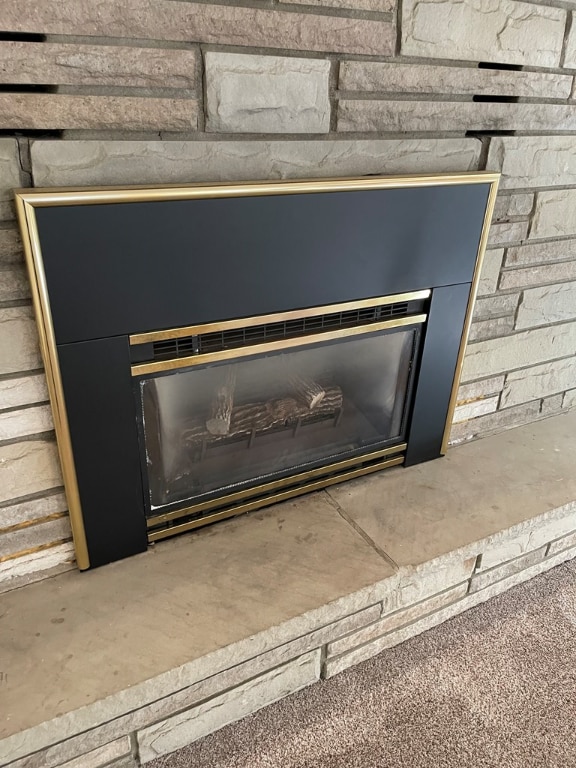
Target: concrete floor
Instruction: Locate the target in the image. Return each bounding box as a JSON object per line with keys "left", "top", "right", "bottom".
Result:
{"left": 1, "top": 411, "right": 575, "bottom": 748}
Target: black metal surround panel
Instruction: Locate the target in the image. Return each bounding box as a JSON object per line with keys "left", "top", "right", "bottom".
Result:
{"left": 58, "top": 337, "right": 148, "bottom": 567}
{"left": 35, "top": 184, "right": 489, "bottom": 344}
{"left": 404, "top": 284, "right": 471, "bottom": 466}
{"left": 17, "top": 176, "right": 497, "bottom": 568}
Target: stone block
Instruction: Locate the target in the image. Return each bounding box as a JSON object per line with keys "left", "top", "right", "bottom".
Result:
{"left": 0, "top": 41, "right": 196, "bottom": 89}
{"left": 0, "top": 1, "right": 395, "bottom": 57}
{"left": 137, "top": 650, "right": 321, "bottom": 762}
{"left": 282, "top": 0, "right": 393, "bottom": 14}
{"left": 53, "top": 736, "right": 131, "bottom": 768}
{"left": 499, "top": 261, "right": 576, "bottom": 290}
{"left": 531, "top": 190, "right": 576, "bottom": 240}
{"left": 492, "top": 194, "right": 533, "bottom": 223}
{"left": 487, "top": 220, "right": 528, "bottom": 247}
{"left": 0, "top": 439, "right": 62, "bottom": 504}
{"left": 516, "top": 281, "right": 576, "bottom": 328}
{"left": 0, "top": 93, "right": 197, "bottom": 131}
{"left": 0, "top": 491, "right": 67, "bottom": 529}
{"left": 477, "top": 248, "right": 504, "bottom": 297}
{"left": 0, "top": 265, "right": 30, "bottom": 302}
{"left": 103, "top": 759, "right": 138, "bottom": 768}
{"left": 0, "top": 541, "right": 74, "bottom": 592}
{"left": 563, "top": 13, "right": 576, "bottom": 68}
{"left": 470, "top": 547, "right": 547, "bottom": 593}
{"left": 487, "top": 136, "right": 576, "bottom": 190}
{"left": 540, "top": 394, "right": 565, "bottom": 416}
{"left": 473, "top": 294, "right": 519, "bottom": 322}
{"left": 0, "top": 374, "right": 48, "bottom": 411}
{"left": 327, "top": 582, "right": 468, "bottom": 658}
{"left": 501, "top": 357, "right": 576, "bottom": 408}
{"left": 461, "top": 322, "right": 576, "bottom": 381}
{"left": 401, "top": 0, "right": 565, "bottom": 67}
{"left": 453, "top": 396, "right": 499, "bottom": 423}
{"left": 338, "top": 100, "right": 576, "bottom": 134}
{"left": 506, "top": 239, "right": 576, "bottom": 268}
{"left": 0, "top": 200, "right": 15, "bottom": 222}
{"left": 457, "top": 376, "right": 505, "bottom": 403}
{"left": 0, "top": 226, "right": 23, "bottom": 265}
{"left": 0, "top": 404, "right": 53, "bottom": 441}
{"left": 387, "top": 556, "right": 476, "bottom": 606}
{"left": 30, "top": 138, "right": 481, "bottom": 187}
{"left": 469, "top": 316, "right": 514, "bottom": 342}
{"left": 205, "top": 53, "right": 330, "bottom": 134}
{"left": 324, "top": 586, "right": 471, "bottom": 678}
{"left": 472, "top": 543, "right": 576, "bottom": 603}
{"left": 564, "top": 389, "right": 576, "bottom": 409}
{"left": 478, "top": 502, "right": 576, "bottom": 570}
{"left": 0, "top": 516, "right": 72, "bottom": 560}
{"left": 4, "top": 604, "right": 379, "bottom": 767}
{"left": 548, "top": 530, "right": 576, "bottom": 557}
{"left": 339, "top": 62, "right": 571, "bottom": 99}
{"left": 0, "top": 307, "right": 42, "bottom": 375}
{"left": 333, "top": 413, "right": 576, "bottom": 569}
{"left": 449, "top": 402, "right": 541, "bottom": 444}
{"left": 0, "top": 139, "right": 23, "bottom": 202}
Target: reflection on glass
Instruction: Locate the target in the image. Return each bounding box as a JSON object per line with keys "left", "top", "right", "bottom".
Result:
{"left": 140, "top": 328, "right": 416, "bottom": 512}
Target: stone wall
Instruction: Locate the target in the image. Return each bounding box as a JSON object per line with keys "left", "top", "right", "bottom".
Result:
{"left": 1, "top": 0, "right": 575, "bottom": 589}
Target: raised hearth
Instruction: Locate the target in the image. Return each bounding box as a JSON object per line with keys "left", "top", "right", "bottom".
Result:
{"left": 15, "top": 173, "right": 498, "bottom": 569}
{"left": 1, "top": 413, "right": 575, "bottom": 767}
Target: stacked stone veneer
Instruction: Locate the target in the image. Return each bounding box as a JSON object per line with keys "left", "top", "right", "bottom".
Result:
{"left": 1, "top": 0, "right": 576, "bottom": 588}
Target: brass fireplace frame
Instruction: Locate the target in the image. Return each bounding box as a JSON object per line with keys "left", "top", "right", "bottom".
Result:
{"left": 15, "top": 172, "right": 499, "bottom": 570}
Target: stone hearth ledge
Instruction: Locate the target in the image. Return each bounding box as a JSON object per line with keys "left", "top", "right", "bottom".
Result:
{"left": 1, "top": 412, "right": 575, "bottom": 766}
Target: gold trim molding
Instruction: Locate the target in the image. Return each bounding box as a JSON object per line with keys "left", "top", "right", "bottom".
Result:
{"left": 147, "top": 443, "right": 407, "bottom": 529}
{"left": 131, "top": 313, "right": 427, "bottom": 377}
{"left": 148, "top": 454, "right": 406, "bottom": 542}
{"left": 130, "top": 290, "right": 431, "bottom": 346}
{"left": 440, "top": 174, "right": 500, "bottom": 452}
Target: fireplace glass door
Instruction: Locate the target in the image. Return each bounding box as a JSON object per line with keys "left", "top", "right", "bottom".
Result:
{"left": 137, "top": 325, "right": 421, "bottom": 514}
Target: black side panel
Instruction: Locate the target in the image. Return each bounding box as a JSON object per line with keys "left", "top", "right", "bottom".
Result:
{"left": 405, "top": 284, "right": 471, "bottom": 466}
{"left": 35, "top": 184, "right": 490, "bottom": 344}
{"left": 57, "top": 337, "right": 148, "bottom": 567}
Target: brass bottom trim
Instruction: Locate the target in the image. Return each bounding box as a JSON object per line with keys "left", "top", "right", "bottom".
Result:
{"left": 147, "top": 454, "right": 404, "bottom": 543}
{"left": 147, "top": 443, "right": 407, "bottom": 528}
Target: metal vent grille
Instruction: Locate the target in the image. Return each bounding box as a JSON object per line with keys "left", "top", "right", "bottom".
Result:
{"left": 151, "top": 301, "right": 410, "bottom": 361}
{"left": 152, "top": 336, "right": 196, "bottom": 360}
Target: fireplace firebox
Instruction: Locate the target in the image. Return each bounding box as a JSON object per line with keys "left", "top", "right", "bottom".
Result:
{"left": 15, "top": 173, "right": 499, "bottom": 570}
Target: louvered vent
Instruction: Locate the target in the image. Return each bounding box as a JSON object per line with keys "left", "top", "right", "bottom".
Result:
{"left": 151, "top": 301, "right": 411, "bottom": 361}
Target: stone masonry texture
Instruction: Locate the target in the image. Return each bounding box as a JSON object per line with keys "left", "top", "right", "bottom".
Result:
{"left": 0, "top": 1, "right": 395, "bottom": 56}
{"left": 1, "top": 0, "right": 576, "bottom": 589}
{"left": 205, "top": 53, "right": 330, "bottom": 134}
{"left": 0, "top": 41, "right": 198, "bottom": 88}
{"left": 401, "top": 0, "right": 566, "bottom": 68}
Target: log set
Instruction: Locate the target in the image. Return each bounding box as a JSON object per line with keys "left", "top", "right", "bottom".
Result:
{"left": 184, "top": 384, "right": 343, "bottom": 448}
{"left": 204, "top": 365, "right": 328, "bottom": 437}
{"left": 206, "top": 367, "right": 236, "bottom": 435}
{"left": 288, "top": 372, "right": 325, "bottom": 409}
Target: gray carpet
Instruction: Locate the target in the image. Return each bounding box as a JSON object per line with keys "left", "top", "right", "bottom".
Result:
{"left": 150, "top": 560, "right": 576, "bottom": 768}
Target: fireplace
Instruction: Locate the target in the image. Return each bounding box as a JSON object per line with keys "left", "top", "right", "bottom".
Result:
{"left": 136, "top": 295, "right": 425, "bottom": 530}
{"left": 15, "top": 173, "right": 498, "bottom": 569}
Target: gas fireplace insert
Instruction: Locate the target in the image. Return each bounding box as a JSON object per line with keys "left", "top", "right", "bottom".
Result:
{"left": 15, "top": 173, "right": 499, "bottom": 570}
